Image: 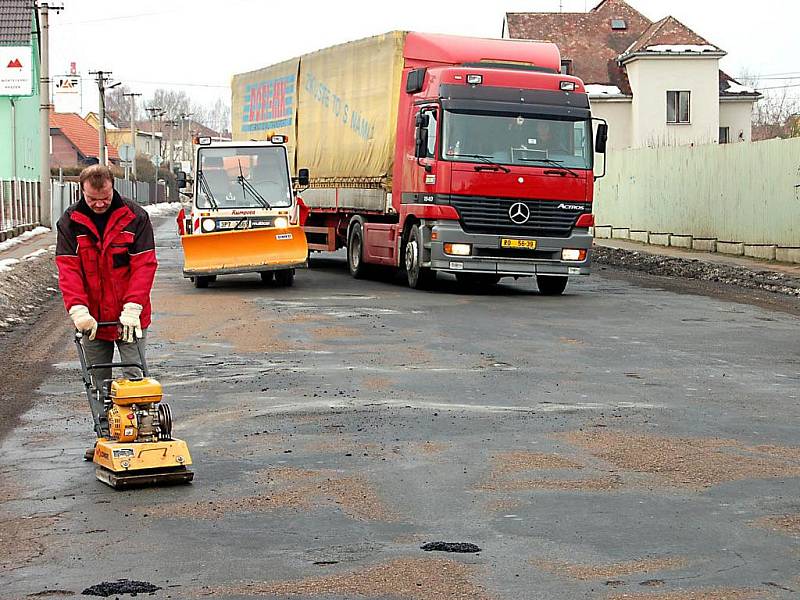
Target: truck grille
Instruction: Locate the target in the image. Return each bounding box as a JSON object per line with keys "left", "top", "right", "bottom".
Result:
{"left": 449, "top": 196, "right": 589, "bottom": 238}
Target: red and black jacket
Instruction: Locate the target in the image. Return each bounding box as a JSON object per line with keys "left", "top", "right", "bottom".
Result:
{"left": 56, "top": 191, "right": 158, "bottom": 341}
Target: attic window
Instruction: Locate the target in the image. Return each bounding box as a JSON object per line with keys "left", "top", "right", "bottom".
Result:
{"left": 611, "top": 19, "right": 627, "bottom": 30}
{"left": 560, "top": 59, "right": 573, "bottom": 75}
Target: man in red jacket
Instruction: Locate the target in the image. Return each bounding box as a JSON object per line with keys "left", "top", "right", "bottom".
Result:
{"left": 56, "top": 165, "right": 158, "bottom": 456}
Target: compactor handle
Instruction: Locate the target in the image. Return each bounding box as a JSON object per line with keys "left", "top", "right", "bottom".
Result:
{"left": 73, "top": 321, "right": 150, "bottom": 377}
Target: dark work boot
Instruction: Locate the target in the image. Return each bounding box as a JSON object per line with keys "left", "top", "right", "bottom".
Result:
{"left": 84, "top": 442, "right": 97, "bottom": 461}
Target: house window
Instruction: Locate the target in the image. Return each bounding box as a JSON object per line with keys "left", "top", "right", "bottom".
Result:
{"left": 719, "top": 127, "right": 730, "bottom": 144}
{"left": 560, "top": 59, "right": 573, "bottom": 75}
{"left": 667, "top": 91, "right": 691, "bottom": 124}
{"left": 611, "top": 19, "right": 627, "bottom": 30}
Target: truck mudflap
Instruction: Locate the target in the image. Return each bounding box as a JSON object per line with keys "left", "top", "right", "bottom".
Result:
{"left": 428, "top": 221, "right": 591, "bottom": 277}
{"left": 181, "top": 226, "right": 308, "bottom": 277}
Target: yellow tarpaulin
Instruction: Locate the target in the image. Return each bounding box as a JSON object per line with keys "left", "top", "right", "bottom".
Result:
{"left": 232, "top": 57, "right": 300, "bottom": 170}
{"left": 295, "top": 31, "right": 405, "bottom": 182}
{"left": 232, "top": 32, "right": 406, "bottom": 183}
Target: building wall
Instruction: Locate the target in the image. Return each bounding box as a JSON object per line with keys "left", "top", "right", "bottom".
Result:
{"left": 627, "top": 56, "right": 720, "bottom": 148}
{"left": 0, "top": 33, "right": 41, "bottom": 180}
{"left": 50, "top": 133, "right": 81, "bottom": 169}
{"left": 588, "top": 99, "right": 632, "bottom": 152}
{"left": 719, "top": 100, "right": 754, "bottom": 143}
{"left": 594, "top": 138, "right": 800, "bottom": 246}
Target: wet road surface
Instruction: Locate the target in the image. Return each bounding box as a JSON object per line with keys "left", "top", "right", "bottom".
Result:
{"left": 1, "top": 219, "right": 799, "bottom": 599}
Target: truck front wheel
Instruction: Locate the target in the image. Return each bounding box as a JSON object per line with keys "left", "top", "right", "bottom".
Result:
{"left": 405, "top": 224, "right": 435, "bottom": 290}
{"left": 194, "top": 275, "right": 210, "bottom": 289}
{"left": 536, "top": 275, "right": 568, "bottom": 296}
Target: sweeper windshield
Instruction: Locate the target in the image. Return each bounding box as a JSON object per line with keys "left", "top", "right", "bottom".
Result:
{"left": 197, "top": 146, "right": 293, "bottom": 209}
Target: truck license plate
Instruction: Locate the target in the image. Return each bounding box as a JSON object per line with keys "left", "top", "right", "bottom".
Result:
{"left": 501, "top": 238, "right": 537, "bottom": 249}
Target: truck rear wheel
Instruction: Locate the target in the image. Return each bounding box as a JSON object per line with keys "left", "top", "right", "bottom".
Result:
{"left": 536, "top": 275, "right": 568, "bottom": 296}
{"left": 194, "top": 275, "right": 210, "bottom": 289}
{"left": 275, "top": 269, "right": 295, "bottom": 287}
{"left": 405, "top": 224, "right": 435, "bottom": 290}
{"left": 347, "top": 221, "right": 370, "bottom": 279}
{"left": 260, "top": 271, "right": 274, "bottom": 283}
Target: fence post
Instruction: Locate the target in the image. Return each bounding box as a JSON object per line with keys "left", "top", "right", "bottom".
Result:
{"left": 0, "top": 181, "right": 5, "bottom": 232}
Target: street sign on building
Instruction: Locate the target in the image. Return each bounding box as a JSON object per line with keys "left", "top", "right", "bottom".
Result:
{"left": 55, "top": 75, "right": 80, "bottom": 93}
{"left": 0, "top": 46, "right": 33, "bottom": 96}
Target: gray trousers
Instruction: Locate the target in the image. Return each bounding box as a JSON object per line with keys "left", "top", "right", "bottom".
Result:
{"left": 82, "top": 330, "right": 147, "bottom": 437}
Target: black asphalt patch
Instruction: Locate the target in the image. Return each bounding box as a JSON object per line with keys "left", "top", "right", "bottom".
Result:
{"left": 420, "top": 542, "right": 481, "bottom": 553}
{"left": 81, "top": 579, "right": 161, "bottom": 597}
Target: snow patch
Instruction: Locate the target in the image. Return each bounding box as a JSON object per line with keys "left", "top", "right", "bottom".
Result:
{"left": 0, "top": 258, "right": 21, "bottom": 273}
{"left": 585, "top": 84, "right": 624, "bottom": 97}
{"left": 645, "top": 44, "right": 718, "bottom": 53}
{"left": 725, "top": 81, "right": 756, "bottom": 94}
{"left": 23, "top": 248, "right": 49, "bottom": 260}
{"left": 143, "top": 202, "right": 183, "bottom": 217}
{"left": 0, "top": 226, "right": 51, "bottom": 253}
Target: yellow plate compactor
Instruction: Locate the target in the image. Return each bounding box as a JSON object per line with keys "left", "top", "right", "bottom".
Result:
{"left": 75, "top": 325, "right": 193, "bottom": 489}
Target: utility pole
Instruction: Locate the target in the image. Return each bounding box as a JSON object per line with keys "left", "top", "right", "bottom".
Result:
{"left": 89, "top": 70, "right": 117, "bottom": 165}
{"left": 179, "top": 112, "right": 193, "bottom": 163}
{"left": 37, "top": 2, "right": 63, "bottom": 227}
{"left": 145, "top": 106, "right": 163, "bottom": 184}
{"left": 122, "top": 91, "right": 141, "bottom": 179}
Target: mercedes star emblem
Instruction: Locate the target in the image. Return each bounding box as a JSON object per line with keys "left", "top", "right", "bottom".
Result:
{"left": 508, "top": 202, "right": 530, "bottom": 225}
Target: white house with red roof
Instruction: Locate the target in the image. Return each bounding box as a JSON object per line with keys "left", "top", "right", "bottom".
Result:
{"left": 504, "top": 0, "right": 760, "bottom": 150}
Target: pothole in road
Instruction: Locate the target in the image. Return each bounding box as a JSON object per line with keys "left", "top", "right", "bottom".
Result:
{"left": 420, "top": 542, "right": 481, "bottom": 553}
{"left": 82, "top": 579, "right": 161, "bottom": 597}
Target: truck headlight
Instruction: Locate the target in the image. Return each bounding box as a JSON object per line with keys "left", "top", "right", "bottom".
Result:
{"left": 201, "top": 218, "right": 216, "bottom": 233}
{"left": 562, "top": 249, "right": 587, "bottom": 261}
{"left": 444, "top": 243, "right": 471, "bottom": 256}
{"left": 273, "top": 217, "right": 289, "bottom": 229}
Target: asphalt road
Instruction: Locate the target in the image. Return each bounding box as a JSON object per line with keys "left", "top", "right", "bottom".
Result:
{"left": 1, "top": 219, "right": 799, "bottom": 600}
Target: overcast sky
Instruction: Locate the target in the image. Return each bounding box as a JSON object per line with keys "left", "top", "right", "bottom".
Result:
{"left": 48, "top": 0, "right": 799, "bottom": 115}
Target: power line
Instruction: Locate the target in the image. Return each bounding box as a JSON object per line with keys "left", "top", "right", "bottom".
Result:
{"left": 125, "top": 79, "right": 228, "bottom": 89}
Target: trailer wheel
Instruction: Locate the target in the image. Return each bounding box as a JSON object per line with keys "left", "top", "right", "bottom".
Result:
{"left": 194, "top": 275, "right": 210, "bottom": 289}
{"left": 260, "top": 271, "right": 274, "bottom": 283}
{"left": 536, "top": 275, "right": 568, "bottom": 296}
{"left": 347, "top": 221, "right": 370, "bottom": 279}
{"left": 275, "top": 269, "right": 295, "bottom": 287}
{"left": 405, "top": 224, "right": 435, "bottom": 289}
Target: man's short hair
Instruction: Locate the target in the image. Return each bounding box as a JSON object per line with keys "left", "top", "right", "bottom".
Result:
{"left": 79, "top": 165, "right": 114, "bottom": 190}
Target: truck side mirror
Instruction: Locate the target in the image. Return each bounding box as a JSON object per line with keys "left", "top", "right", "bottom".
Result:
{"left": 595, "top": 123, "right": 608, "bottom": 154}
{"left": 176, "top": 170, "right": 187, "bottom": 189}
{"left": 297, "top": 168, "right": 310, "bottom": 187}
{"left": 415, "top": 128, "right": 429, "bottom": 159}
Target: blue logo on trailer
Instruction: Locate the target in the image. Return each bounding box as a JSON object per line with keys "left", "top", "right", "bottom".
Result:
{"left": 242, "top": 74, "right": 295, "bottom": 132}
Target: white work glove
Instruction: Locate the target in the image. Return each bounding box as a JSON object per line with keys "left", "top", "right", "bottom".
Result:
{"left": 69, "top": 305, "right": 98, "bottom": 340}
{"left": 119, "top": 302, "right": 143, "bottom": 343}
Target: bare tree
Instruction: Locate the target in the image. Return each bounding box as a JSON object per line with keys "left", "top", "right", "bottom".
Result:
{"left": 104, "top": 84, "right": 138, "bottom": 126}
{"left": 739, "top": 70, "right": 800, "bottom": 141}
{"left": 146, "top": 88, "right": 192, "bottom": 121}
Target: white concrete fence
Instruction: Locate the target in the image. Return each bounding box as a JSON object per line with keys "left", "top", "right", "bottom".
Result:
{"left": 594, "top": 137, "right": 800, "bottom": 263}
{"left": 0, "top": 179, "right": 40, "bottom": 242}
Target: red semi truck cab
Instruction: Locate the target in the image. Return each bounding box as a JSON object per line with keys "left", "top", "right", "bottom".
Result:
{"left": 232, "top": 32, "right": 607, "bottom": 294}
{"left": 388, "top": 34, "right": 607, "bottom": 293}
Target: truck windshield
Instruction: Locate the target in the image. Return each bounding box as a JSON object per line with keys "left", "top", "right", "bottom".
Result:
{"left": 196, "top": 146, "right": 292, "bottom": 209}
{"left": 441, "top": 111, "right": 592, "bottom": 170}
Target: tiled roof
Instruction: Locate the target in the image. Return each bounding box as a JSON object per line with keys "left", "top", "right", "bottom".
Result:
{"left": 506, "top": 0, "right": 740, "bottom": 98}
{"left": 50, "top": 112, "right": 120, "bottom": 161}
{"left": 719, "top": 70, "right": 761, "bottom": 98}
{"left": 621, "top": 16, "right": 721, "bottom": 58}
{"left": 0, "top": 0, "right": 36, "bottom": 45}
{"left": 506, "top": 0, "right": 651, "bottom": 94}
